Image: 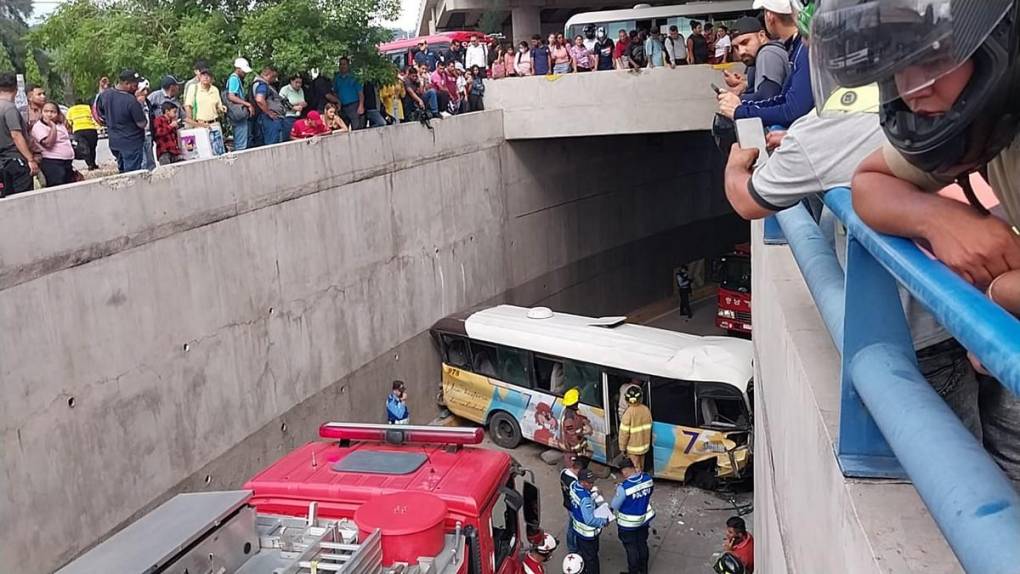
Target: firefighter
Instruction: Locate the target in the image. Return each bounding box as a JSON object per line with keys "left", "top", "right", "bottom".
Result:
{"left": 386, "top": 380, "right": 409, "bottom": 424}
{"left": 562, "top": 554, "right": 584, "bottom": 574}
{"left": 560, "top": 388, "right": 593, "bottom": 466}
{"left": 569, "top": 468, "right": 610, "bottom": 574}
{"left": 559, "top": 455, "right": 591, "bottom": 552}
{"left": 618, "top": 385, "right": 653, "bottom": 470}
{"left": 610, "top": 457, "right": 655, "bottom": 574}
{"left": 522, "top": 531, "right": 558, "bottom": 574}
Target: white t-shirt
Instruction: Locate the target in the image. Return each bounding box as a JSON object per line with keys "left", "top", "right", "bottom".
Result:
{"left": 714, "top": 35, "right": 731, "bottom": 59}
{"left": 465, "top": 44, "right": 488, "bottom": 69}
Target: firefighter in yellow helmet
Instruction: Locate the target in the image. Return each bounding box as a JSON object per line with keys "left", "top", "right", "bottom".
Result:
{"left": 619, "top": 383, "right": 653, "bottom": 470}
{"left": 560, "top": 388, "right": 593, "bottom": 467}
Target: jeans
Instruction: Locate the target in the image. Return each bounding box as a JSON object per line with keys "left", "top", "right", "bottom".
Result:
{"left": 917, "top": 338, "right": 982, "bottom": 441}
{"left": 259, "top": 114, "right": 284, "bottom": 145}
{"left": 232, "top": 118, "right": 250, "bottom": 150}
{"left": 40, "top": 158, "right": 73, "bottom": 187}
{"left": 365, "top": 109, "right": 387, "bottom": 128}
{"left": 341, "top": 102, "right": 364, "bottom": 130}
{"left": 113, "top": 146, "right": 144, "bottom": 173}
{"left": 282, "top": 116, "right": 298, "bottom": 141}
{"left": 978, "top": 374, "right": 1020, "bottom": 482}
{"left": 565, "top": 520, "right": 577, "bottom": 553}
{"left": 575, "top": 535, "right": 600, "bottom": 574}
{"left": 424, "top": 90, "right": 439, "bottom": 115}
{"left": 142, "top": 133, "right": 156, "bottom": 171}
{"left": 618, "top": 526, "right": 650, "bottom": 574}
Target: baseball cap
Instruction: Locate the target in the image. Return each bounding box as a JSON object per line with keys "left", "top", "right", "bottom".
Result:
{"left": 160, "top": 74, "right": 183, "bottom": 89}
{"left": 731, "top": 16, "right": 765, "bottom": 38}
{"left": 233, "top": 57, "right": 253, "bottom": 73}
{"left": 752, "top": 0, "right": 793, "bottom": 14}
{"left": 577, "top": 468, "right": 595, "bottom": 483}
{"left": 119, "top": 69, "right": 142, "bottom": 83}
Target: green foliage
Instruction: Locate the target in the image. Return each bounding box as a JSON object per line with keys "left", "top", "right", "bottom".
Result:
{"left": 29, "top": 0, "right": 399, "bottom": 100}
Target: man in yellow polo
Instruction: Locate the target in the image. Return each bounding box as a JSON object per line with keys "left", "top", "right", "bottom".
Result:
{"left": 619, "top": 384, "right": 652, "bottom": 470}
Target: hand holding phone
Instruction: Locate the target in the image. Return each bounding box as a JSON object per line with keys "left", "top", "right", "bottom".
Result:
{"left": 711, "top": 83, "right": 723, "bottom": 95}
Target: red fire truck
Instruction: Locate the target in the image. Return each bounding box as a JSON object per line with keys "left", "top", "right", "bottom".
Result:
{"left": 58, "top": 424, "right": 543, "bottom": 574}
{"left": 715, "top": 244, "right": 752, "bottom": 335}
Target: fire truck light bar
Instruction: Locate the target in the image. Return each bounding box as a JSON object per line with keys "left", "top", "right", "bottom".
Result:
{"left": 318, "top": 422, "right": 484, "bottom": 445}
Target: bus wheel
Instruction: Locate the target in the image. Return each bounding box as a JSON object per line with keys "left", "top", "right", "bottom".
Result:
{"left": 489, "top": 411, "right": 522, "bottom": 449}
{"left": 686, "top": 460, "right": 719, "bottom": 490}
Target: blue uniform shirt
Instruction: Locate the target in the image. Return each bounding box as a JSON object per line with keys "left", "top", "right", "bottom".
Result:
{"left": 386, "top": 391, "right": 409, "bottom": 423}
{"left": 611, "top": 472, "right": 655, "bottom": 530}
{"left": 569, "top": 481, "right": 608, "bottom": 539}
{"left": 734, "top": 34, "right": 814, "bottom": 129}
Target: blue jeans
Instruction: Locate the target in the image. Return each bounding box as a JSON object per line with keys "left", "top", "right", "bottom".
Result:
{"left": 365, "top": 109, "right": 387, "bottom": 128}
{"left": 424, "top": 89, "right": 439, "bottom": 115}
{"left": 259, "top": 114, "right": 284, "bottom": 145}
{"left": 341, "top": 102, "right": 364, "bottom": 130}
{"left": 142, "top": 134, "right": 156, "bottom": 171}
{"left": 282, "top": 116, "right": 298, "bottom": 141}
{"left": 113, "top": 146, "right": 144, "bottom": 173}
{"left": 565, "top": 521, "right": 577, "bottom": 553}
{"left": 232, "top": 118, "right": 250, "bottom": 150}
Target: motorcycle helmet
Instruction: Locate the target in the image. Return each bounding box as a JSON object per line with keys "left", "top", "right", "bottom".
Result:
{"left": 810, "top": 0, "right": 1020, "bottom": 180}
{"left": 713, "top": 552, "right": 746, "bottom": 574}
{"left": 584, "top": 24, "right": 597, "bottom": 39}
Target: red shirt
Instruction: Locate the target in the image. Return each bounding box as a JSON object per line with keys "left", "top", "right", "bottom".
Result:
{"left": 153, "top": 115, "right": 180, "bottom": 158}
{"left": 613, "top": 38, "right": 630, "bottom": 60}
{"left": 290, "top": 115, "right": 330, "bottom": 139}
{"left": 730, "top": 534, "right": 754, "bottom": 573}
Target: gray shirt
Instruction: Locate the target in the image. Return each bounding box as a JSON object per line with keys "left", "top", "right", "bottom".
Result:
{"left": 0, "top": 99, "right": 27, "bottom": 160}
{"left": 751, "top": 42, "right": 789, "bottom": 96}
{"left": 749, "top": 111, "right": 948, "bottom": 350}
{"left": 146, "top": 89, "right": 183, "bottom": 118}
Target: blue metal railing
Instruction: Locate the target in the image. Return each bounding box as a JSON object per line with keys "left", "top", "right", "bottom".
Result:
{"left": 773, "top": 187, "right": 1020, "bottom": 573}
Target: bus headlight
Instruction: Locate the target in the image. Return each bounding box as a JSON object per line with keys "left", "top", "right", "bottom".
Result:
{"left": 717, "top": 309, "right": 736, "bottom": 319}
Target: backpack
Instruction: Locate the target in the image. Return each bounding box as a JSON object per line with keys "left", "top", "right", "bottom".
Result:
{"left": 222, "top": 74, "right": 249, "bottom": 122}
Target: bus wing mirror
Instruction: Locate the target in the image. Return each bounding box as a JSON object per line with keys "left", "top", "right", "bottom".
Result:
{"left": 523, "top": 481, "right": 541, "bottom": 529}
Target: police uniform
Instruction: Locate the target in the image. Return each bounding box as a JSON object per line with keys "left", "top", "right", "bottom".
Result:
{"left": 612, "top": 471, "right": 655, "bottom": 574}
{"left": 560, "top": 466, "right": 579, "bottom": 552}
{"left": 569, "top": 478, "right": 608, "bottom": 574}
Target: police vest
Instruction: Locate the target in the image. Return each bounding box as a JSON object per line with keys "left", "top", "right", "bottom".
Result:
{"left": 568, "top": 481, "right": 602, "bottom": 540}
{"left": 616, "top": 473, "right": 655, "bottom": 530}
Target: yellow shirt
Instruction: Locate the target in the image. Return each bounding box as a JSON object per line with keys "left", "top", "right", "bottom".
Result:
{"left": 66, "top": 104, "right": 99, "bottom": 132}
{"left": 184, "top": 83, "right": 224, "bottom": 122}
{"left": 380, "top": 82, "right": 405, "bottom": 121}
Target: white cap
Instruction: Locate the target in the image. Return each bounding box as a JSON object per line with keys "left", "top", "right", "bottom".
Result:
{"left": 752, "top": 0, "right": 793, "bottom": 14}
{"left": 562, "top": 553, "right": 584, "bottom": 574}
{"left": 234, "top": 57, "right": 253, "bottom": 73}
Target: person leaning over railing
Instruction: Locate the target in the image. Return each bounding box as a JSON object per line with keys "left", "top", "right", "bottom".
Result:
{"left": 812, "top": 0, "right": 1020, "bottom": 484}
{"left": 723, "top": 85, "right": 983, "bottom": 444}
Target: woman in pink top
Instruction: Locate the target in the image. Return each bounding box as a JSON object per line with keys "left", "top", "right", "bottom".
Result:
{"left": 502, "top": 44, "right": 517, "bottom": 77}
{"left": 514, "top": 41, "right": 533, "bottom": 76}
{"left": 570, "top": 35, "right": 594, "bottom": 72}
{"left": 550, "top": 35, "right": 572, "bottom": 74}
{"left": 30, "top": 102, "right": 75, "bottom": 187}
{"left": 490, "top": 44, "right": 508, "bottom": 79}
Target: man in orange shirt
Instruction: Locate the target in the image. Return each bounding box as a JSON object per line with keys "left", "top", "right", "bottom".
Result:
{"left": 724, "top": 516, "right": 754, "bottom": 573}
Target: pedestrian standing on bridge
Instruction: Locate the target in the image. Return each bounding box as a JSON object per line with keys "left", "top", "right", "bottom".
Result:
{"left": 560, "top": 455, "right": 590, "bottom": 553}
{"left": 676, "top": 265, "right": 693, "bottom": 318}
{"left": 569, "top": 468, "right": 609, "bottom": 574}
{"left": 618, "top": 385, "right": 653, "bottom": 471}
{"left": 610, "top": 458, "right": 655, "bottom": 574}
{"left": 386, "top": 380, "right": 410, "bottom": 425}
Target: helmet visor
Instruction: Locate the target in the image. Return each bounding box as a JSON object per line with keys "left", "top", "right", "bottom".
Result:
{"left": 810, "top": 0, "right": 1012, "bottom": 109}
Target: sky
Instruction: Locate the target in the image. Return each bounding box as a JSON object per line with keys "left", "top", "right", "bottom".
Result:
{"left": 31, "top": 0, "right": 421, "bottom": 30}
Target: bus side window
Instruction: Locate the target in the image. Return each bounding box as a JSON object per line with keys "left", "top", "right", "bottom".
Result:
{"left": 472, "top": 342, "right": 499, "bottom": 378}
{"left": 443, "top": 335, "right": 470, "bottom": 369}
{"left": 649, "top": 378, "right": 697, "bottom": 427}
{"left": 533, "top": 355, "right": 564, "bottom": 394}
{"left": 498, "top": 346, "right": 532, "bottom": 388}
{"left": 564, "top": 360, "right": 603, "bottom": 408}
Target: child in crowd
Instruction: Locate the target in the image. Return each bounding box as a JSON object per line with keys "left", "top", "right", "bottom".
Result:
{"left": 290, "top": 110, "right": 331, "bottom": 139}
{"left": 153, "top": 102, "right": 182, "bottom": 165}
{"left": 468, "top": 65, "right": 485, "bottom": 112}
{"left": 30, "top": 102, "right": 75, "bottom": 187}
{"left": 323, "top": 104, "right": 349, "bottom": 132}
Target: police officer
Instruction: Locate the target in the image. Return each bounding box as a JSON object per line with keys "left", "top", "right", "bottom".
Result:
{"left": 560, "top": 455, "right": 590, "bottom": 553}
{"left": 569, "top": 468, "right": 609, "bottom": 574}
{"left": 610, "top": 458, "right": 655, "bottom": 574}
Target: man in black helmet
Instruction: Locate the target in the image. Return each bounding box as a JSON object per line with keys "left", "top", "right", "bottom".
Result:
{"left": 813, "top": 0, "right": 1020, "bottom": 482}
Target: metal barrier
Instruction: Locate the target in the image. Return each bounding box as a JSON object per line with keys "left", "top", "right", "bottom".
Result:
{"left": 773, "top": 186, "right": 1020, "bottom": 573}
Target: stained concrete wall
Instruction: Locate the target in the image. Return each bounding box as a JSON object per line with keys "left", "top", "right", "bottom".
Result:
{"left": 484, "top": 66, "right": 724, "bottom": 140}
{"left": 751, "top": 219, "right": 963, "bottom": 573}
{"left": 0, "top": 111, "right": 744, "bottom": 573}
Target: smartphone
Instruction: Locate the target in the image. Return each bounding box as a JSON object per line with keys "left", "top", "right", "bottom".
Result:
{"left": 711, "top": 83, "right": 723, "bottom": 95}
{"left": 735, "top": 117, "right": 769, "bottom": 168}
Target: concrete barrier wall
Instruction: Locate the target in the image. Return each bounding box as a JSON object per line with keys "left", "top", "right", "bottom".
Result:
{"left": 750, "top": 220, "right": 963, "bottom": 573}
{"left": 0, "top": 112, "right": 743, "bottom": 573}
{"left": 484, "top": 66, "right": 724, "bottom": 140}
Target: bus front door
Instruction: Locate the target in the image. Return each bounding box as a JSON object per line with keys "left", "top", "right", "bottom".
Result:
{"left": 605, "top": 372, "right": 652, "bottom": 472}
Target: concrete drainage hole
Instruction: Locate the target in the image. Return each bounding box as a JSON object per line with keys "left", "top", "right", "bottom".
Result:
{"left": 183, "top": 343, "right": 191, "bottom": 352}
{"left": 204, "top": 474, "right": 212, "bottom": 485}
{"left": 280, "top": 422, "right": 287, "bottom": 433}
{"left": 67, "top": 396, "right": 76, "bottom": 409}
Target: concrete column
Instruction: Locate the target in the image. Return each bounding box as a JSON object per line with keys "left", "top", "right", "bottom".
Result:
{"left": 511, "top": 6, "right": 541, "bottom": 43}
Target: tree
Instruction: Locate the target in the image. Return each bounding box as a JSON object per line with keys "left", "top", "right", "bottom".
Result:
{"left": 28, "top": 0, "right": 399, "bottom": 101}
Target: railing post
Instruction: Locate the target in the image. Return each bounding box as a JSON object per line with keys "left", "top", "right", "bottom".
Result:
{"left": 837, "top": 234, "right": 908, "bottom": 478}
{"left": 763, "top": 215, "right": 787, "bottom": 245}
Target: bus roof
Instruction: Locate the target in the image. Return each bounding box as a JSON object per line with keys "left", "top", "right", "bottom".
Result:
{"left": 435, "top": 305, "right": 754, "bottom": 391}
{"left": 244, "top": 439, "right": 512, "bottom": 524}
{"left": 564, "top": 0, "right": 754, "bottom": 29}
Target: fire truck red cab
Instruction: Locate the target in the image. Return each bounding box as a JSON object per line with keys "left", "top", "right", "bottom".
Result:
{"left": 715, "top": 244, "right": 752, "bottom": 335}
{"left": 58, "top": 423, "right": 542, "bottom": 574}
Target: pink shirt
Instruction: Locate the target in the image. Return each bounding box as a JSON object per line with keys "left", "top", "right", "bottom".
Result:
{"left": 551, "top": 45, "right": 571, "bottom": 66}
{"left": 569, "top": 45, "right": 593, "bottom": 69}
{"left": 515, "top": 50, "right": 533, "bottom": 76}
{"left": 31, "top": 121, "right": 74, "bottom": 160}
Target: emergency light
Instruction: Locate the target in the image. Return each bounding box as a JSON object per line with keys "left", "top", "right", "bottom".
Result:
{"left": 319, "top": 422, "right": 485, "bottom": 445}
